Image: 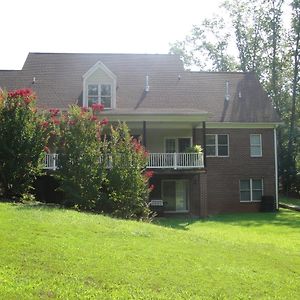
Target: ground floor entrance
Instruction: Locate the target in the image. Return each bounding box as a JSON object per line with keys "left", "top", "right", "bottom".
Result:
{"left": 162, "top": 179, "right": 189, "bottom": 212}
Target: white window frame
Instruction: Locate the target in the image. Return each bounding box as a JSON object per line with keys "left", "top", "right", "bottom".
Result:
{"left": 164, "top": 137, "right": 192, "bottom": 153}
{"left": 250, "top": 134, "right": 262, "bottom": 157}
{"left": 206, "top": 134, "right": 229, "bottom": 157}
{"left": 87, "top": 84, "right": 112, "bottom": 109}
{"left": 239, "top": 178, "right": 264, "bottom": 202}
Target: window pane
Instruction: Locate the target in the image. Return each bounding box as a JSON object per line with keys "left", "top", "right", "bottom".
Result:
{"left": 178, "top": 138, "right": 191, "bottom": 153}
{"left": 206, "top": 135, "right": 216, "bottom": 145}
{"left": 101, "top": 96, "right": 111, "bottom": 108}
{"left": 163, "top": 181, "right": 176, "bottom": 211}
{"left": 206, "top": 145, "right": 216, "bottom": 156}
{"left": 240, "top": 180, "right": 250, "bottom": 190}
{"left": 101, "top": 84, "right": 111, "bottom": 96}
{"left": 218, "top": 135, "right": 228, "bottom": 145}
{"left": 250, "top": 134, "right": 261, "bottom": 145}
{"left": 218, "top": 145, "right": 228, "bottom": 156}
{"left": 165, "top": 139, "right": 176, "bottom": 153}
{"left": 88, "top": 85, "right": 98, "bottom": 96}
{"left": 252, "top": 190, "right": 262, "bottom": 200}
{"left": 240, "top": 191, "right": 251, "bottom": 201}
{"left": 88, "top": 97, "right": 98, "bottom": 106}
{"left": 251, "top": 145, "right": 262, "bottom": 156}
{"left": 252, "top": 179, "right": 262, "bottom": 190}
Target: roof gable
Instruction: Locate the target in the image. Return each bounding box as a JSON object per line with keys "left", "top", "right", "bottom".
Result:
{"left": 83, "top": 60, "right": 117, "bottom": 81}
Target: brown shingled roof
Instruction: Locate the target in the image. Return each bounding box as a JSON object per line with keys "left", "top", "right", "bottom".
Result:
{"left": 0, "top": 52, "right": 280, "bottom": 123}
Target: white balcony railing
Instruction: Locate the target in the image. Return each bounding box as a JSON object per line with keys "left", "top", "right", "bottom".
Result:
{"left": 44, "top": 152, "right": 204, "bottom": 170}
{"left": 148, "top": 153, "right": 204, "bottom": 169}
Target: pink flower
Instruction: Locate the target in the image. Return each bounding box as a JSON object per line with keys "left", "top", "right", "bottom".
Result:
{"left": 44, "top": 146, "right": 50, "bottom": 153}
{"left": 144, "top": 170, "right": 154, "bottom": 178}
{"left": 100, "top": 118, "right": 109, "bottom": 125}
{"left": 51, "top": 117, "right": 60, "bottom": 125}
{"left": 91, "top": 103, "right": 104, "bottom": 112}
{"left": 68, "top": 120, "right": 76, "bottom": 126}
{"left": 49, "top": 108, "right": 60, "bottom": 117}
{"left": 149, "top": 184, "right": 155, "bottom": 191}
{"left": 90, "top": 115, "right": 98, "bottom": 121}
{"left": 41, "top": 121, "right": 49, "bottom": 128}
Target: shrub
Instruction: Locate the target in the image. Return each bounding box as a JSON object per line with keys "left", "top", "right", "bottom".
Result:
{"left": 0, "top": 89, "right": 46, "bottom": 199}
{"left": 98, "top": 122, "right": 152, "bottom": 219}
{"left": 50, "top": 105, "right": 108, "bottom": 210}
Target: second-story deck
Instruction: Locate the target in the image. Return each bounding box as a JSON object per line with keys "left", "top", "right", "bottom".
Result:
{"left": 44, "top": 152, "right": 204, "bottom": 171}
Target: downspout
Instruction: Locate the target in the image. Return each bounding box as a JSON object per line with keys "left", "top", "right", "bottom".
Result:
{"left": 274, "top": 127, "right": 279, "bottom": 209}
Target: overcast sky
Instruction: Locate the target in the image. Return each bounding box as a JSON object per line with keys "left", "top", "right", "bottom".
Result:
{"left": 0, "top": 0, "right": 223, "bottom": 69}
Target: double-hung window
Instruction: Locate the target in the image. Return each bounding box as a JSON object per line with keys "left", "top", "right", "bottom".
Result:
{"left": 250, "top": 134, "right": 262, "bottom": 157}
{"left": 88, "top": 84, "right": 112, "bottom": 109}
{"left": 206, "top": 134, "right": 229, "bottom": 157}
{"left": 240, "top": 179, "right": 263, "bottom": 202}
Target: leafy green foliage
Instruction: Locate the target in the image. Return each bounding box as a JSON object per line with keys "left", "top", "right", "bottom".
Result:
{"left": 50, "top": 105, "right": 108, "bottom": 210}
{"left": 99, "top": 122, "right": 151, "bottom": 219}
{"left": 170, "top": 0, "right": 300, "bottom": 194}
{"left": 0, "top": 89, "right": 46, "bottom": 199}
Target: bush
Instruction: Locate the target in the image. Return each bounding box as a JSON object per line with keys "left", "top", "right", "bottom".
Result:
{"left": 0, "top": 89, "right": 46, "bottom": 199}
{"left": 98, "top": 123, "right": 152, "bottom": 219}
{"left": 48, "top": 105, "right": 108, "bottom": 210}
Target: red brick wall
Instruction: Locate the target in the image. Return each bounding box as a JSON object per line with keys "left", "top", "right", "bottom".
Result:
{"left": 195, "top": 128, "right": 276, "bottom": 214}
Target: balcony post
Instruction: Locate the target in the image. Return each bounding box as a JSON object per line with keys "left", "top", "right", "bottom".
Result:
{"left": 143, "top": 121, "right": 147, "bottom": 147}
{"left": 174, "top": 152, "right": 177, "bottom": 169}
{"left": 202, "top": 121, "right": 206, "bottom": 168}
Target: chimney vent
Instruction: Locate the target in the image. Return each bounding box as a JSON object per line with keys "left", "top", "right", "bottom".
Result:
{"left": 145, "top": 75, "right": 150, "bottom": 92}
{"left": 225, "top": 81, "right": 230, "bottom": 101}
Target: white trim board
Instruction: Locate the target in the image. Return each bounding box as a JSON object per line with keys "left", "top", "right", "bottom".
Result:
{"left": 197, "top": 122, "right": 281, "bottom": 129}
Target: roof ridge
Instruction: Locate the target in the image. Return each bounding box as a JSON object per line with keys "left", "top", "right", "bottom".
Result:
{"left": 28, "top": 52, "right": 176, "bottom": 56}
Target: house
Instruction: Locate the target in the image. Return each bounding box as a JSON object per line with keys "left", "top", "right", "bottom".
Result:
{"left": 0, "top": 53, "right": 280, "bottom": 217}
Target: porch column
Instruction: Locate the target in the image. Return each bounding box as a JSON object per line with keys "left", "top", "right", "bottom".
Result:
{"left": 192, "top": 127, "right": 196, "bottom": 145}
{"left": 143, "top": 121, "right": 147, "bottom": 147}
{"left": 202, "top": 121, "right": 206, "bottom": 168}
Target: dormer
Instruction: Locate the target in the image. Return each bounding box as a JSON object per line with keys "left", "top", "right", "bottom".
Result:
{"left": 82, "top": 61, "right": 117, "bottom": 109}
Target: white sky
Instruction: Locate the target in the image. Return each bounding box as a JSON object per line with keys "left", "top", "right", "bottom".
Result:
{"left": 0, "top": 0, "right": 223, "bottom": 69}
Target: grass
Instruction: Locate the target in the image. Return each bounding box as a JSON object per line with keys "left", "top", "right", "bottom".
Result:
{"left": 0, "top": 203, "right": 299, "bottom": 299}
{"left": 280, "top": 195, "right": 300, "bottom": 207}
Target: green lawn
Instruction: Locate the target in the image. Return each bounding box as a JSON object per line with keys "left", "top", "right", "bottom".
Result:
{"left": 0, "top": 203, "right": 299, "bottom": 299}
{"left": 280, "top": 195, "right": 300, "bottom": 207}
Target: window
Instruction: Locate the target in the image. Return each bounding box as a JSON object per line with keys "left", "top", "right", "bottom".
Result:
{"left": 206, "top": 134, "right": 229, "bottom": 157}
{"left": 165, "top": 138, "right": 191, "bottom": 153}
{"left": 250, "top": 134, "right": 262, "bottom": 157}
{"left": 88, "top": 84, "right": 112, "bottom": 109}
{"left": 240, "top": 179, "right": 263, "bottom": 202}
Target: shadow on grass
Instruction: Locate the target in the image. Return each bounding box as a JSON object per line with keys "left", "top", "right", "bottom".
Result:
{"left": 154, "top": 209, "right": 300, "bottom": 230}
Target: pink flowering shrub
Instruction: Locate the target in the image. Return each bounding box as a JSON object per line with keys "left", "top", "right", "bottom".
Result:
{"left": 0, "top": 89, "right": 46, "bottom": 199}
{"left": 98, "top": 122, "right": 151, "bottom": 219}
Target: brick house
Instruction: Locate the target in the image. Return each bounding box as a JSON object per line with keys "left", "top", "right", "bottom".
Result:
{"left": 0, "top": 53, "right": 280, "bottom": 216}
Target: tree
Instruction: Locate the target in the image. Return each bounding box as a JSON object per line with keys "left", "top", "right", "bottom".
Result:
{"left": 0, "top": 89, "right": 46, "bottom": 199}
{"left": 286, "top": 0, "right": 300, "bottom": 192}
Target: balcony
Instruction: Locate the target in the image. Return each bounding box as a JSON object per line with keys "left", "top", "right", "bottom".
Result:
{"left": 44, "top": 152, "right": 204, "bottom": 171}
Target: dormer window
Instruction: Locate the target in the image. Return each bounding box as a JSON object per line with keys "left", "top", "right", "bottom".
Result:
{"left": 83, "top": 61, "right": 117, "bottom": 109}
{"left": 88, "top": 84, "right": 112, "bottom": 109}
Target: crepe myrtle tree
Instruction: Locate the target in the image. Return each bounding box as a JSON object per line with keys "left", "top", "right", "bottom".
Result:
{"left": 0, "top": 89, "right": 47, "bottom": 199}
{"left": 43, "top": 104, "right": 110, "bottom": 210}
{"left": 98, "top": 122, "right": 153, "bottom": 219}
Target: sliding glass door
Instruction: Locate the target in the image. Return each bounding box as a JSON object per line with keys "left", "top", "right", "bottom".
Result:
{"left": 162, "top": 180, "right": 189, "bottom": 212}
